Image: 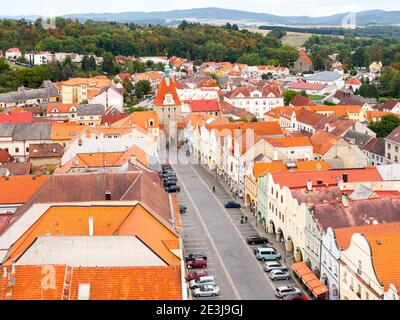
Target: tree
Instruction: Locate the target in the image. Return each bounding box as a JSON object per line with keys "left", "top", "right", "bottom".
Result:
{"left": 0, "top": 58, "right": 10, "bottom": 73}
{"left": 102, "top": 53, "right": 117, "bottom": 75}
{"left": 369, "top": 115, "right": 400, "bottom": 138}
{"left": 81, "top": 55, "right": 91, "bottom": 72}
{"left": 63, "top": 64, "right": 74, "bottom": 79}
{"left": 134, "top": 80, "right": 151, "bottom": 99}
{"left": 89, "top": 56, "right": 97, "bottom": 71}
{"left": 283, "top": 90, "right": 300, "bottom": 105}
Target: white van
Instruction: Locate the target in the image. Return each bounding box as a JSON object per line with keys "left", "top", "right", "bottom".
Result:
{"left": 255, "top": 247, "right": 281, "bottom": 261}
{"left": 189, "top": 276, "right": 216, "bottom": 289}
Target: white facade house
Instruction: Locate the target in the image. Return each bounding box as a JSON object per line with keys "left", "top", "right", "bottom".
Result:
{"left": 89, "top": 86, "right": 124, "bottom": 113}
{"left": 0, "top": 123, "right": 52, "bottom": 162}
{"left": 25, "top": 51, "right": 54, "bottom": 65}
{"left": 61, "top": 127, "right": 158, "bottom": 166}
{"left": 5, "top": 48, "right": 21, "bottom": 60}
{"left": 320, "top": 227, "right": 341, "bottom": 300}
{"left": 224, "top": 86, "right": 284, "bottom": 118}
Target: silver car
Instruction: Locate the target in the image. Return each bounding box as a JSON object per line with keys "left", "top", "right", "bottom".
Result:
{"left": 189, "top": 276, "right": 216, "bottom": 289}
{"left": 263, "top": 262, "right": 288, "bottom": 272}
{"left": 193, "top": 285, "right": 220, "bottom": 298}
{"left": 275, "top": 285, "right": 301, "bottom": 298}
{"left": 269, "top": 270, "right": 291, "bottom": 281}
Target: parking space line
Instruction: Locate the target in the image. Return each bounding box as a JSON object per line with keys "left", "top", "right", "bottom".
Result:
{"left": 189, "top": 165, "right": 280, "bottom": 295}
{"left": 175, "top": 166, "right": 242, "bottom": 300}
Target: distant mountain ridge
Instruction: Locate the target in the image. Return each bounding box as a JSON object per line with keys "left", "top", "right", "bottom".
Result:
{"left": 1, "top": 7, "right": 400, "bottom": 26}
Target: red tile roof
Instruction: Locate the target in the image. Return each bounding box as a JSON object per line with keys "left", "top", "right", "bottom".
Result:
{"left": 0, "top": 112, "right": 33, "bottom": 124}
{"left": 289, "top": 94, "right": 316, "bottom": 107}
{"left": 271, "top": 167, "right": 383, "bottom": 189}
{"left": 189, "top": 100, "right": 221, "bottom": 112}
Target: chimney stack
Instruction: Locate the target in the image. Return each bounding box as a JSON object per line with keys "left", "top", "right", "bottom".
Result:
{"left": 306, "top": 180, "right": 313, "bottom": 191}
{"left": 105, "top": 191, "right": 111, "bottom": 201}
{"left": 342, "top": 193, "right": 349, "bottom": 207}
{"left": 130, "top": 155, "right": 137, "bottom": 166}
{"left": 88, "top": 216, "right": 94, "bottom": 236}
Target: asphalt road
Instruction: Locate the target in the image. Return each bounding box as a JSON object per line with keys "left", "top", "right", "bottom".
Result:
{"left": 174, "top": 163, "right": 278, "bottom": 300}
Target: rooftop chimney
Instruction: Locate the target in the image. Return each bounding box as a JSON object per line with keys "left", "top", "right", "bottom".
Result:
{"left": 306, "top": 180, "right": 313, "bottom": 191}
{"left": 342, "top": 193, "right": 349, "bottom": 207}
{"left": 88, "top": 216, "right": 94, "bottom": 236}
{"left": 130, "top": 155, "right": 137, "bottom": 166}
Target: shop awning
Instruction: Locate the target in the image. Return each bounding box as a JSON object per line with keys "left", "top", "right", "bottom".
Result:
{"left": 291, "top": 262, "right": 327, "bottom": 298}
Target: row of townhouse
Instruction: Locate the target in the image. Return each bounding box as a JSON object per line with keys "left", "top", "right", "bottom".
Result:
{"left": 255, "top": 164, "right": 400, "bottom": 300}
{"left": 185, "top": 110, "right": 372, "bottom": 199}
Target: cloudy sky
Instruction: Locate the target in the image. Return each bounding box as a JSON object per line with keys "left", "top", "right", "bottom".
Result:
{"left": 3, "top": 0, "right": 400, "bottom": 17}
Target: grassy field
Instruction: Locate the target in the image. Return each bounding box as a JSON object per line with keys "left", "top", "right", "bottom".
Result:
{"left": 281, "top": 32, "right": 313, "bottom": 48}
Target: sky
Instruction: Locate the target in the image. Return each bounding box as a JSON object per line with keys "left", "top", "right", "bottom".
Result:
{"left": 2, "top": 0, "right": 400, "bottom": 17}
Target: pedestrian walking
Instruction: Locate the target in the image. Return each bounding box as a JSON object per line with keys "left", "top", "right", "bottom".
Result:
{"left": 212, "top": 186, "right": 216, "bottom": 193}
{"left": 245, "top": 216, "right": 248, "bottom": 223}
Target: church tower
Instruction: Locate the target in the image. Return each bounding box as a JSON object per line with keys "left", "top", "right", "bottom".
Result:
{"left": 153, "top": 60, "right": 183, "bottom": 135}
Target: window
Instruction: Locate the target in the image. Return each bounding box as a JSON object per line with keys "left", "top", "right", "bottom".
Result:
{"left": 15, "top": 147, "right": 19, "bottom": 153}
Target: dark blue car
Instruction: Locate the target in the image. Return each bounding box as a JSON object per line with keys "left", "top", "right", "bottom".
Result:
{"left": 224, "top": 201, "right": 241, "bottom": 208}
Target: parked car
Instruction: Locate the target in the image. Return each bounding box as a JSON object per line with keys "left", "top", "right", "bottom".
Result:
{"left": 187, "top": 258, "right": 207, "bottom": 269}
{"left": 253, "top": 245, "right": 271, "bottom": 254}
{"left": 165, "top": 185, "right": 181, "bottom": 193}
{"left": 164, "top": 180, "right": 177, "bottom": 187}
{"left": 246, "top": 236, "right": 268, "bottom": 245}
{"left": 189, "top": 276, "right": 216, "bottom": 289}
{"left": 263, "top": 262, "right": 288, "bottom": 272}
{"left": 255, "top": 247, "right": 281, "bottom": 261}
{"left": 162, "top": 172, "right": 176, "bottom": 178}
{"left": 179, "top": 205, "right": 187, "bottom": 214}
{"left": 224, "top": 201, "right": 241, "bottom": 208}
{"left": 163, "top": 176, "right": 177, "bottom": 182}
{"left": 275, "top": 286, "right": 301, "bottom": 298}
{"left": 186, "top": 270, "right": 208, "bottom": 282}
{"left": 269, "top": 270, "right": 291, "bottom": 281}
{"left": 185, "top": 252, "right": 207, "bottom": 262}
{"left": 283, "top": 293, "right": 309, "bottom": 300}
{"left": 193, "top": 285, "right": 220, "bottom": 298}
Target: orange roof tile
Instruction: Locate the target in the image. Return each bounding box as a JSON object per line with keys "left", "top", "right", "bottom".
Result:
{"left": 0, "top": 176, "right": 48, "bottom": 204}
{"left": 265, "top": 137, "right": 312, "bottom": 148}
{"left": 153, "top": 78, "right": 181, "bottom": 107}
{"left": 47, "top": 103, "right": 77, "bottom": 114}
{"left": 4, "top": 203, "right": 180, "bottom": 267}
{"left": 51, "top": 122, "right": 88, "bottom": 141}
{"left": 61, "top": 76, "right": 111, "bottom": 88}
{"left": 253, "top": 160, "right": 330, "bottom": 179}
{"left": 112, "top": 111, "right": 159, "bottom": 130}
{"left": 336, "top": 222, "right": 400, "bottom": 291}
{"left": 69, "top": 266, "right": 182, "bottom": 300}
{"left": 0, "top": 265, "right": 182, "bottom": 300}
{"left": 310, "top": 130, "right": 340, "bottom": 155}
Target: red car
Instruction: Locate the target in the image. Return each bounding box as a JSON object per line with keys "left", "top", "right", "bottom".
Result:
{"left": 186, "top": 270, "right": 209, "bottom": 281}
{"left": 283, "top": 293, "right": 309, "bottom": 300}
{"left": 187, "top": 258, "right": 207, "bottom": 269}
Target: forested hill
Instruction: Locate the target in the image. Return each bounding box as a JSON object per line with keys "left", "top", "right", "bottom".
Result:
{"left": 0, "top": 19, "right": 299, "bottom": 66}
{"left": 2, "top": 8, "right": 400, "bottom": 26}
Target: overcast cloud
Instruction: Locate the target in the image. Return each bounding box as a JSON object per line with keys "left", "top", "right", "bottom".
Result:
{"left": 2, "top": 0, "right": 400, "bottom": 17}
